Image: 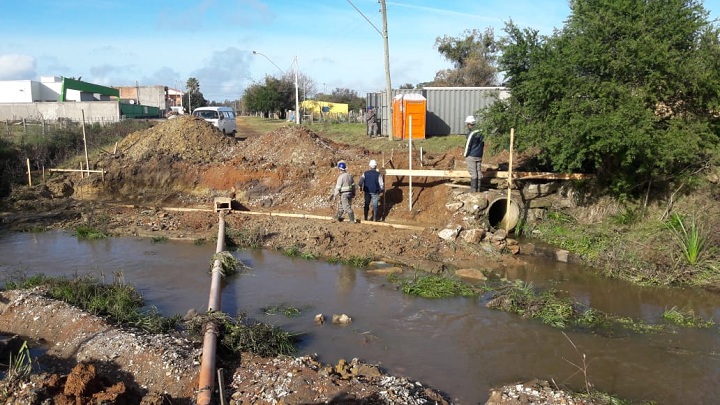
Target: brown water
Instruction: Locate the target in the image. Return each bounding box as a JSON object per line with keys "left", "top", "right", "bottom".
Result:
{"left": 1, "top": 230, "right": 719, "bottom": 404}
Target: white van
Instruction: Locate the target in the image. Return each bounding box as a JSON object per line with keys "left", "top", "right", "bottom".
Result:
{"left": 192, "top": 107, "right": 237, "bottom": 136}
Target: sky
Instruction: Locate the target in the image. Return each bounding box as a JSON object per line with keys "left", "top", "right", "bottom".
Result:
{"left": 2, "top": 0, "right": 720, "bottom": 102}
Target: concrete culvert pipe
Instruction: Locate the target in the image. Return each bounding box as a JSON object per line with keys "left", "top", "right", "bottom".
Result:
{"left": 488, "top": 197, "right": 521, "bottom": 232}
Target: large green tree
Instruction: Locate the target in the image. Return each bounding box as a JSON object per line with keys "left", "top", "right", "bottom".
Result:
{"left": 482, "top": 0, "right": 720, "bottom": 196}
{"left": 242, "top": 76, "right": 294, "bottom": 118}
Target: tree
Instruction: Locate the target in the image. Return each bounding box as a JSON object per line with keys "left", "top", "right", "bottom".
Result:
{"left": 242, "top": 76, "right": 294, "bottom": 118}
{"left": 182, "top": 77, "right": 207, "bottom": 111}
{"left": 433, "top": 28, "right": 500, "bottom": 86}
{"left": 328, "top": 88, "right": 365, "bottom": 111}
{"left": 481, "top": 0, "right": 720, "bottom": 196}
{"left": 399, "top": 83, "right": 414, "bottom": 89}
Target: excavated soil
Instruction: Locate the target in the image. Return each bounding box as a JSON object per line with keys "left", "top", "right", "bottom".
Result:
{"left": 0, "top": 115, "right": 592, "bottom": 404}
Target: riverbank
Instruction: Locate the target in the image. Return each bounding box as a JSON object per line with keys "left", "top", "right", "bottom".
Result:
{"left": 1, "top": 116, "right": 717, "bottom": 404}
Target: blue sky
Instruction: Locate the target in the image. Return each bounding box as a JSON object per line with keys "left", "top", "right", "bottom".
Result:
{"left": 2, "top": 0, "right": 720, "bottom": 102}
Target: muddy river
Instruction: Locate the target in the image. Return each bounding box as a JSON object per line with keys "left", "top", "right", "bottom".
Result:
{"left": 1, "top": 230, "right": 719, "bottom": 404}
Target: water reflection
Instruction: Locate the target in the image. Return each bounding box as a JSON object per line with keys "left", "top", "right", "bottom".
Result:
{"left": 0, "top": 230, "right": 719, "bottom": 404}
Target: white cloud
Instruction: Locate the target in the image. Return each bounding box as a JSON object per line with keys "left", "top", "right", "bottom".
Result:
{"left": 0, "top": 54, "right": 36, "bottom": 80}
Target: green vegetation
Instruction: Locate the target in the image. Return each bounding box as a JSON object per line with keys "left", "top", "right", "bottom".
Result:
{"left": 261, "top": 303, "right": 309, "bottom": 318}
{"left": 225, "top": 224, "right": 266, "bottom": 249}
{"left": 3, "top": 341, "right": 32, "bottom": 383}
{"left": 72, "top": 224, "right": 109, "bottom": 240}
{"left": 662, "top": 306, "right": 715, "bottom": 328}
{"left": 3, "top": 273, "right": 180, "bottom": 334}
{"left": 481, "top": 0, "right": 720, "bottom": 197}
{"left": 210, "top": 251, "right": 244, "bottom": 276}
{"left": 281, "top": 243, "right": 315, "bottom": 260}
{"left": 487, "top": 280, "right": 666, "bottom": 333}
{"left": 151, "top": 236, "right": 169, "bottom": 243}
{"left": 389, "top": 272, "right": 479, "bottom": 298}
{"left": 666, "top": 213, "right": 707, "bottom": 266}
{"left": 188, "top": 311, "right": 298, "bottom": 358}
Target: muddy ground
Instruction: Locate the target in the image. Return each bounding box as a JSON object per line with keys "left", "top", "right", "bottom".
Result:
{"left": 0, "top": 115, "right": 597, "bottom": 404}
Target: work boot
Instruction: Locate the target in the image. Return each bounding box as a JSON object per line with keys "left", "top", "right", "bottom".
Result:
{"left": 477, "top": 176, "right": 483, "bottom": 192}
{"left": 470, "top": 178, "right": 477, "bottom": 193}
{"left": 363, "top": 207, "right": 369, "bottom": 221}
{"left": 348, "top": 213, "right": 356, "bottom": 223}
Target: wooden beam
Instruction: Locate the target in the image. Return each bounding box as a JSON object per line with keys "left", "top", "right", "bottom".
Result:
{"left": 384, "top": 168, "right": 591, "bottom": 180}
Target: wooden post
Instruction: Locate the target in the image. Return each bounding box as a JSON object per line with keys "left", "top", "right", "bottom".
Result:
{"left": 113, "top": 141, "right": 118, "bottom": 155}
{"left": 42, "top": 166, "right": 45, "bottom": 183}
{"left": 80, "top": 162, "right": 83, "bottom": 179}
{"left": 26, "top": 158, "right": 32, "bottom": 186}
{"left": 81, "top": 110, "right": 90, "bottom": 177}
{"left": 505, "top": 128, "right": 515, "bottom": 233}
{"left": 408, "top": 115, "right": 413, "bottom": 211}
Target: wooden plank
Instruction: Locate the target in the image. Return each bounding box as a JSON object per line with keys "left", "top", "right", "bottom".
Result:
{"left": 384, "top": 169, "right": 591, "bottom": 180}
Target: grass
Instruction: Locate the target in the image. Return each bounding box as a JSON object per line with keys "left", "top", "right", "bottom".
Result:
{"left": 390, "top": 272, "right": 478, "bottom": 298}
{"left": 282, "top": 244, "right": 315, "bottom": 259}
{"left": 260, "top": 303, "right": 310, "bottom": 318}
{"left": 486, "top": 280, "right": 666, "bottom": 333}
{"left": 666, "top": 213, "right": 706, "bottom": 266}
{"left": 3, "top": 273, "right": 180, "bottom": 334}
{"left": 72, "top": 224, "right": 108, "bottom": 240}
{"left": 210, "top": 251, "right": 245, "bottom": 276}
{"left": 225, "top": 225, "right": 265, "bottom": 249}
{"left": 662, "top": 306, "right": 715, "bottom": 328}
{"left": 151, "top": 236, "right": 169, "bottom": 243}
{"left": 4, "top": 341, "right": 32, "bottom": 383}
{"left": 188, "top": 310, "right": 299, "bottom": 358}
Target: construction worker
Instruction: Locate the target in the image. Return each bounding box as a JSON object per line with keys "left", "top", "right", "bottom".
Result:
{"left": 464, "top": 115, "right": 484, "bottom": 193}
{"left": 366, "top": 106, "right": 378, "bottom": 137}
{"left": 358, "top": 159, "right": 384, "bottom": 221}
{"left": 330, "top": 160, "right": 356, "bottom": 223}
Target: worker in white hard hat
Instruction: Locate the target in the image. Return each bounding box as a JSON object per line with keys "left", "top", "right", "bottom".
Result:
{"left": 358, "top": 159, "right": 385, "bottom": 221}
{"left": 330, "top": 160, "right": 357, "bottom": 223}
{"left": 464, "top": 115, "right": 484, "bottom": 192}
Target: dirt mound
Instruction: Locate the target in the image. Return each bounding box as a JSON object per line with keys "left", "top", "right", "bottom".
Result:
{"left": 116, "top": 115, "right": 237, "bottom": 163}
{"left": 241, "top": 125, "right": 341, "bottom": 167}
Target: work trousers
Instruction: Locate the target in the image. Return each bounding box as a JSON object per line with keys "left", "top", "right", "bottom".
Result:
{"left": 336, "top": 192, "right": 354, "bottom": 220}
{"left": 465, "top": 156, "right": 482, "bottom": 182}
{"left": 364, "top": 192, "right": 380, "bottom": 220}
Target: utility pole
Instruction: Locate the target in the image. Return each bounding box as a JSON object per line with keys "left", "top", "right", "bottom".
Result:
{"left": 294, "top": 56, "right": 300, "bottom": 125}
{"left": 380, "top": 0, "right": 393, "bottom": 140}
{"left": 347, "top": 0, "right": 393, "bottom": 139}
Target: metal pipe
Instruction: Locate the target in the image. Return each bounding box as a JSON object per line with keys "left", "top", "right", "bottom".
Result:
{"left": 197, "top": 211, "right": 227, "bottom": 405}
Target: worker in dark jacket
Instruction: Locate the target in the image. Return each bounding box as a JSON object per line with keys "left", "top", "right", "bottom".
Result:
{"left": 358, "top": 159, "right": 384, "bottom": 221}
{"left": 463, "top": 115, "right": 484, "bottom": 192}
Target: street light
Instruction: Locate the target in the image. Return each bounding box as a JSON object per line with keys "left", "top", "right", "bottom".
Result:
{"left": 253, "top": 51, "right": 300, "bottom": 125}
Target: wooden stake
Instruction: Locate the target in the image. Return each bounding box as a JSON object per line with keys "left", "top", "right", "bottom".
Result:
{"left": 408, "top": 116, "right": 413, "bottom": 211}
{"left": 505, "top": 128, "right": 515, "bottom": 233}
{"left": 81, "top": 110, "right": 90, "bottom": 177}
{"left": 26, "top": 158, "right": 32, "bottom": 186}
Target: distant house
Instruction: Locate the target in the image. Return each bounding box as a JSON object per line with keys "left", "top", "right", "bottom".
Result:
{"left": 301, "top": 100, "right": 349, "bottom": 115}
{"left": 0, "top": 77, "right": 176, "bottom": 122}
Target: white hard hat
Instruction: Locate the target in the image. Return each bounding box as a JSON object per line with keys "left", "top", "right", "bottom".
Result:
{"left": 465, "top": 115, "right": 477, "bottom": 124}
{"left": 369, "top": 159, "right": 377, "bottom": 168}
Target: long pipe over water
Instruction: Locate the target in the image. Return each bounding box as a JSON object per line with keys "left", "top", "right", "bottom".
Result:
{"left": 197, "top": 211, "right": 227, "bottom": 404}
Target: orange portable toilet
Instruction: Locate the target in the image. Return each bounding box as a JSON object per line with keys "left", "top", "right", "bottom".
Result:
{"left": 392, "top": 94, "right": 426, "bottom": 140}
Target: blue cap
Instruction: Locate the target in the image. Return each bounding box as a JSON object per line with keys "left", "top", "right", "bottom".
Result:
{"left": 338, "top": 162, "right": 347, "bottom": 170}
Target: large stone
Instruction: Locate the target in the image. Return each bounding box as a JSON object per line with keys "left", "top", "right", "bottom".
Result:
{"left": 461, "top": 228, "right": 485, "bottom": 244}
{"left": 438, "top": 227, "right": 461, "bottom": 241}
{"left": 445, "top": 202, "right": 463, "bottom": 212}
{"left": 455, "top": 268, "right": 487, "bottom": 280}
